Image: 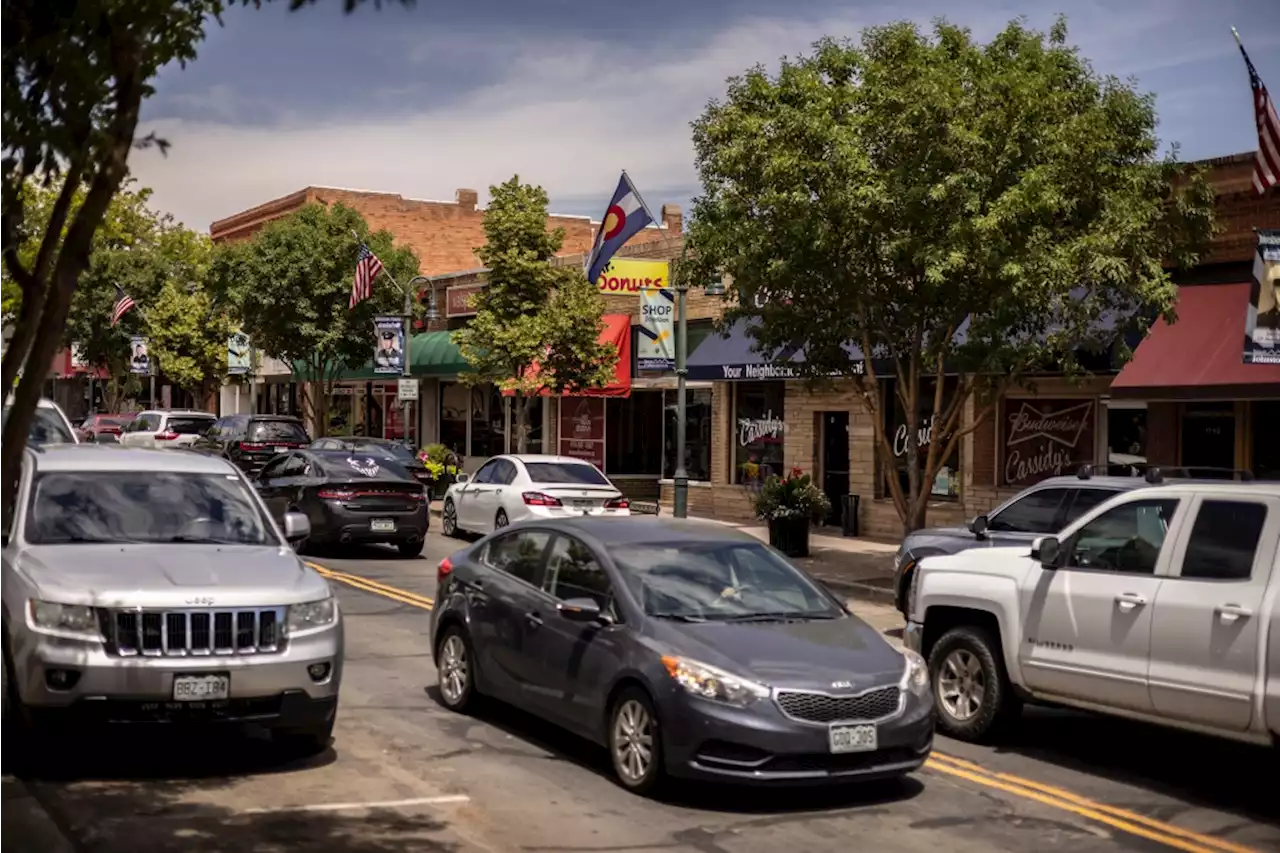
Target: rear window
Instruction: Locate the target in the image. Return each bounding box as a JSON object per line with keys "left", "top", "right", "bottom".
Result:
{"left": 354, "top": 441, "right": 416, "bottom": 462}
{"left": 524, "top": 462, "right": 609, "bottom": 485}
{"left": 3, "top": 406, "right": 75, "bottom": 446}
{"left": 166, "top": 416, "right": 214, "bottom": 435}
{"left": 315, "top": 454, "right": 413, "bottom": 480}
{"left": 248, "top": 420, "right": 309, "bottom": 442}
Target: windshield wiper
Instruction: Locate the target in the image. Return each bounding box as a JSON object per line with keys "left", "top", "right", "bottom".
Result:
{"left": 166, "top": 535, "right": 240, "bottom": 544}
{"left": 714, "top": 611, "right": 836, "bottom": 623}
{"left": 649, "top": 613, "right": 708, "bottom": 622}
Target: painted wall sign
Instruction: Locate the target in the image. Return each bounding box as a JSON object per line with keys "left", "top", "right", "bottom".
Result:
{"left": 445, "top": 284, "right": 484, "bottom": 318}
{"left": 1001, "top": 399, "right": 1095, "bottom": 486}
{"left": 558, "top": 397, "right": 606, "bottom": 469}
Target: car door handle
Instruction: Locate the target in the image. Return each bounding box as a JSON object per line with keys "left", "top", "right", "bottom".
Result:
{"left": 525, "top": 611, "right": 543, "bottom": 629}
{"left": 1215, "top": 603, "right": 1253, "bottom": 624}
{"left": 1115, "top": 592, "right": 1147, "bottom": 612}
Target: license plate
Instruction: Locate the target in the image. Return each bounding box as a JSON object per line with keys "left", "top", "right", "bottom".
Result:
{"left": 570, "top": 500, "right": 597, "bottom": 509}
{"left": 371, "top": 518, "right": 396, "bottom": 532}
{"left": 274, "top": 446, "right": 288, "bottom": 453}
{"left": 173, "top": 674, "right": 230, "bottom": 702}
{"left": 828, "top": 723, "right": 877, "bottom": 754}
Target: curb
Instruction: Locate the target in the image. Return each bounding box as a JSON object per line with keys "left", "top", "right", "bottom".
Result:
{"left": 1, "top": 778, "right": 77, "bottom": 853}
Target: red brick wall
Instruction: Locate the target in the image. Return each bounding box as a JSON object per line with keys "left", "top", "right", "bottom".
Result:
{"left": 1199, "top": 154, "right": 1280, "bottom": 265}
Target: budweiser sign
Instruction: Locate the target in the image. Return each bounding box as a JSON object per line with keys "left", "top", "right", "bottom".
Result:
{"left": 1001, "top": 399, "right": 1094, "bottom": 486}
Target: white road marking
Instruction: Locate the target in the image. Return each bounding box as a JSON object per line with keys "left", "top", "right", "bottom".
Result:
{"left": 236, "top": 794, "right": 471, "bottom": 815}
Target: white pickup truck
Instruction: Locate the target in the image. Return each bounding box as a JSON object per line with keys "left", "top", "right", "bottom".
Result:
{"left": 905, "top": 481, "right": 1279, "bottom": 747}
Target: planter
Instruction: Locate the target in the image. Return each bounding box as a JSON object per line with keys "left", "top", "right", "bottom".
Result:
{"left": 768, "top": 516, "right": 812, "bottom": 558}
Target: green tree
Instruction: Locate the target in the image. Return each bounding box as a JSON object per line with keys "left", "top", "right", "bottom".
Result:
{"left": 213, "top": 202, "right": 419, "bottom": 434}
{"left": 453, "top": 176, "right": 617, "bottom": 453}
{"left": 683, "top": 17, "right": 1216, "bottom": 534}
{"left": 1, "top": 0, "right": 407, "bottom": 519}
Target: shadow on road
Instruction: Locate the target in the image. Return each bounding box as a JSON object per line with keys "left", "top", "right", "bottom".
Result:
{"left": 424, "top": 685, "right": 924, "bottom": 816}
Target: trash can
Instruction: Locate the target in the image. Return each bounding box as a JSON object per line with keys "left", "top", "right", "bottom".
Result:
{"left": 841, "top": 494, "right": 860, "bottom": 538}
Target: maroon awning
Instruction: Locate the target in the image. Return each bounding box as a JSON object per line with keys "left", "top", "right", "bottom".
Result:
{"left": 1111, "top": 283, "right": 1280, "bottom": 399}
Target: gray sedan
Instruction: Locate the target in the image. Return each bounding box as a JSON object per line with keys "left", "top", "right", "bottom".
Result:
{"left": 430, "top": 517, "right": 934, "bottom": 794}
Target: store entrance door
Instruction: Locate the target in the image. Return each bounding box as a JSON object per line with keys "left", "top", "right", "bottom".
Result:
{"left": 820, "top": 411, "right": 850, "bottom": 527}
{"left": 1180, "top": 402, "right": 1236, "bottom": 476}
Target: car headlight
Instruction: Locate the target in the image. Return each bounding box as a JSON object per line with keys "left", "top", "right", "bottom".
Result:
{"left": 661, "top": 655, "right": 770, "bottom": 707}
{"left": 287, "top": 596, "right": 337, "bottom": 634}
{"left": 900, "top": 648, "right": 930, "bottom": 696}
{"left": 29, "top": 600, "right": 99, "bottom": 638}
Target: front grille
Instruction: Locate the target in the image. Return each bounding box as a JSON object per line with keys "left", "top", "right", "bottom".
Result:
{"left": 775, "top": 686, "right": 901, "bottom": 724}
{"left": 109, "top": 608, "right": 284, "bottom": 657}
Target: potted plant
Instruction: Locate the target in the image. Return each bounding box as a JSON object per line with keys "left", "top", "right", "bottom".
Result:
{"left": 753, "top": 467, "right": 831, "bottom": 558}
{"left": 416, "top": 443, "right": 461, "bottom": 500}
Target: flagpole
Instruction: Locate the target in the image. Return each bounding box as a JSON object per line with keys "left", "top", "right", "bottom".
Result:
{"left": 1231, "top": 26, "right": 1242, "bottom": 46}
{"left": 622, "top": 170, "right": 662, "bottom": 229}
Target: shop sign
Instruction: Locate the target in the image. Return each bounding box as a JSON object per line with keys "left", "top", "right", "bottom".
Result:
{"left": 893, "top": 414, "right": 936, "bottom": 457}
{"left": 558, "top": 397, "right": 605, "bottom": 469}
{"left": 694, "top": 360, "right": 865, "bottom": 382}
{"left": 638, "top": 286, "right": 675, "bottom": 370}
{"left": 373, "top": 315, "right": 405, "bottom": 375}
{"left": 594, "top": 258, "right": 669, "bottom": 295}
{"left": 1001, "top": 399, "right": 1095, "bottom": 486}
{"left": 446, "top": 284, "right": 484, "bottom": 318}
{"left": 397, "top": 378, "right": 419, "bottom": 401}
{"left": 1245, "top": 229, "right": 1280, "bottom": 364}
{"left": 129, "top": 335, "right": 151, "bottom": 375}
{"left": 738, "top": 410, "right": 785, "bottom": 446}
{"left": 227, "top": 332, "right": 251, "bottom": 375}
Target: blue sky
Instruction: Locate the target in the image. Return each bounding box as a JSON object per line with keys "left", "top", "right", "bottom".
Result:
{"left": 131, "top": 0, "right": 1280, "bottom": 232}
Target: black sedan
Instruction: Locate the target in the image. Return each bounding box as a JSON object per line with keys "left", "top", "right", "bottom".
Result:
{"left": 429, "top": 517, "right": 933, "bottom": 793}
{"left": 310, "top": 436, "right": 436, "bottom": 493}
{"left": 253, "top": 449, "right": 429, "bottom": 557}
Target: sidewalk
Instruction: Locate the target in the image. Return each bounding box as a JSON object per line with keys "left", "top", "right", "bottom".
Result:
{"left": 2, "top": 777, "right": 76, "bottom": 853}
{"left": 426, "top": 501, "right": 901, "bottom": 605}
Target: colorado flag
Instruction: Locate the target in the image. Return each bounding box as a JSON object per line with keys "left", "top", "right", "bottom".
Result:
{"left": 585, "top": 172, "right": 655, "bottom": 284}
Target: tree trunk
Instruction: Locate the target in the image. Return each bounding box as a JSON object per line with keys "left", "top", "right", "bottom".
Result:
{"left": 515, "top": 396, "right": 530, "bottom": 454}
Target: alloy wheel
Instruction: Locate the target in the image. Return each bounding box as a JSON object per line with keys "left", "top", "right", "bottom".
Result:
{"left": 938, "top": 648, "right": 986, "bottom": 721}
{"left": 612, "top": 699, "right": 654, "bottom": 785}
{"left": 442, "top": 501, "right": 457, "bottom": 536}
{"left": 439, "top": 634, "right": 469, "bottom": 707}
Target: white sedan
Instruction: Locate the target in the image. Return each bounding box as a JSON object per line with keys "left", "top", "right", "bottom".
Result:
{"left": 441, "top": 454, "right": 631, "bottom": 537}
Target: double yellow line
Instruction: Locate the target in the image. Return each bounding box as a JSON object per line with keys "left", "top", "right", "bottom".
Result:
{"left": 308, "top": 561, "right": 1261, "bottom": 853}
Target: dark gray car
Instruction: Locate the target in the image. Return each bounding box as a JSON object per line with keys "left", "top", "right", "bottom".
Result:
{"left": 430, "top": 517, "right": 934, "bottom": 794}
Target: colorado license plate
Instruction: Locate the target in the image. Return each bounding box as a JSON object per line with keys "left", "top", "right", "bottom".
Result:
{"left": 370, "top": 518, "right": 396, "bottom": 532}
{"left": 570, "top": 500, "right": 597, "bottom": 509}
{"left": 828, "top": 723, "right": 877, "bottom": 754}
{"left": 173, "top": 674, "right": 230, "bottom": 702}
{"left": 273, "top": 446, "right": 288, "bottom": 453}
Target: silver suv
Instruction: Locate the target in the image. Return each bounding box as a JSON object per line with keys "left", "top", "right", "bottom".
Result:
{"left": 1, "top": 445, "right": 343, "bottom": 757}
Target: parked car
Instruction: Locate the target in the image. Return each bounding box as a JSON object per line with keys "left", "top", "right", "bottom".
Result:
{"left": 441, "top": 454, "right": 630, "bottom": 537}
{"left": 310, "top": 436, "right": 435, "bottom": 491}
{"left": 191, "top": 414, "right": 311, "bottom": 476}
{"left": 119, "top": 409, "right": 215, "bottom": 448}
{"left": 1, "top": 445, "right": 342, "bottom": 759}
{"left": 890, "top": 464, "right": 1252, "bottom": 615}
{"left": 905, "top": 479, "right": 1280, "bottom": 747}
{"left": 431, "top": 517, "right": 933, "bottom": 793}
{"left": 74, "top": 412, "right": 135, "bottom": 443}
{"left": 2, "top": 398, "right": 78, "bottom": 447}
{"left": 254, "top": 449, "right": 429, "bottom": 557}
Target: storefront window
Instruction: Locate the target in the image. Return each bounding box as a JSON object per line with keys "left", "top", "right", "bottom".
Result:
{"left": 883, "top": 378, "right": 962, "bottom": 499}
{"left": 606, "top": 392, "right": 663, "bottom": 475}
{"left": 512, "top": 396, "right": 544, "bottom": 454}
{"left": 663, "top": 388, "right": 711, "bottom": 481}
{"left": 1252, "top": 400, "right": 1280, "bottom": 480}
{"left": 471, "top": 385, "right": 505, "bottom": 458}
{"left": 733, "top": 383, "right": 785, "bottom": 485}
{"left": 1107, "top": 405, "right": 1147, "bottom": 468}
{"left": 439, "top": 382, "right": 467, "bottom": 455}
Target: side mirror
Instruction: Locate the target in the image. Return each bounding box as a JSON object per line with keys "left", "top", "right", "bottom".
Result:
{"left": 1031, "top": 536, "right": 1060, "bottom": 568}
{"left": 455, "top": 473, "right": 470, "bottom": 484}
{"left": 557, "top": 597, "right": 604, "bottom": 623}
{"left": 282, "top": 511, "right": 311, "bottom": 542}
{"left": 969, "top": 515, "right": 989, "bottom": 538}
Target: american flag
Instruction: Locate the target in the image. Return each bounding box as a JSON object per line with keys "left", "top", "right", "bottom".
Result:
{"left": 349, "top": 243, "right": 384, "bottom": 309}
{"left": 1238, "top": 36, "right": 1280, "bottom": 194}
{"left": 109, "top": 285, "right": 135, "bottom": 327}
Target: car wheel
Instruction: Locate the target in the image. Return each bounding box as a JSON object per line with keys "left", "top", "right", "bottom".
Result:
{"left": 273, "top": 719, "right": 335, "bottom": 757}
{"left": 436, "top": 626, "right": 477, "bottom": 713}
{"left": 609, "top": 688, "right": 664, "bottom": 795}
{"left": 2, "top": 638, "right": 38, "bottom": 772}
{"left": 928, "top": 625, "right": 1021, "bottom": 742}
{"left": 442, "top": 499, "right": 460, "bottom": 538}
{"left": 397, "top": 540, "right": 422, "bottom": 558}
{"left": 494, "top": 509, "right": 509, "bottom": 530}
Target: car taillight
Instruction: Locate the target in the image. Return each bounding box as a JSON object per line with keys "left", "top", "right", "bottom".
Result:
{"left": 155, "top": 431, "right": 179, "bottom": 441}
{"left": 411, "top": 490, "right": 428, "bottom": 502}
{"left": 522, "top": 491, "right": 562, "bottom": 507}
{"left": 605, "top": 497, "right": 629, "bottom": 509}
{"left": 318, "top": 489, "right": 356, "bottom": 501}
{"left": 437, "top": 557, "right": 453, "bottom": 584}
{"left": 240, "top": 441, "right": 269, "bottom": 450}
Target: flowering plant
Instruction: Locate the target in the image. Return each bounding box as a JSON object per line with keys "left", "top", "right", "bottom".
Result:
{"left": 753, "top": 467, "right": 830, "bottom": 523}
{"left": 416, "top": 443, "right": 460, "bottom": 479}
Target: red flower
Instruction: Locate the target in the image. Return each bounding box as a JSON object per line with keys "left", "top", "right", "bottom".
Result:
{"left": 788, "top": 466, "right": 804, "bottom": 479}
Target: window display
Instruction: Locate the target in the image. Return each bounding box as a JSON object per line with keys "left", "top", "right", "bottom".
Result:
{"left": 884, "top": 378, "right": 961, "bottom": 498}
{"left": 734, "top": 383, "right": 785, "bottom": 486}
{"left": 439, "top": 382, "right": 467, "bottom": 455}
{"left": 663, "top": 388, "right": 711, "bottom": 481}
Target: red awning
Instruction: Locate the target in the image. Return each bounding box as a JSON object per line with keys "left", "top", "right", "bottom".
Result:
{"left": 502, "top": 313, "right": 632, "bottom": 398}
{"left": 1111, "top": 283, "right": 1280, "bottom": 399}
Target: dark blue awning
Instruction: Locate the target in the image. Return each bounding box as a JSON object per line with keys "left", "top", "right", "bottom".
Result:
{"left": 687, "top": 320, "right": 865, "bottom": 381}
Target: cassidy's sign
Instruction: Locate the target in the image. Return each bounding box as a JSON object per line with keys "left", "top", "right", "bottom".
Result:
{"left": 1001, "top": 399, "right": 1094, "bottom": 486}
{"left": 738, "top": 410, "right": 785, "bottom": 446}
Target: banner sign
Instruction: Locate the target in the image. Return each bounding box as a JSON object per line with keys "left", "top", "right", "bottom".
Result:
{"left": 638, "top": 285, "right": 675, "bottom": 370}
{"left": 1245, "top": 229, "right": 1280, "bottom": 364}
{"left": 558, "top": 397, "right": 606, "bottom": 469}
{"left": 594, "top": 257, "right": 669, "bottom": 295}
{"left": 227, "top": 332, "right": 251, "bottom": 375}
{"left": 129, "top": 336, "right": 151, "bottom": 375}
{"left": 373, "top": 315, "right": 405, "bottom": 375}
{"left": 70, "top": 344, "right": 89, "bottom": 371}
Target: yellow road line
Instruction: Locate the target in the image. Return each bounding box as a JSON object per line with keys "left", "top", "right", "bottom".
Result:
{"left": 926, "top": 754, "right": 1259, "bottom": 853}
{"left": 303, "top": 561, "right": 1259, "bottom": 853}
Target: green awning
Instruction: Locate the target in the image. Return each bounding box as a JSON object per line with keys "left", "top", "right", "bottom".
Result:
{"left": 292, "top": 331, "right": 469, "bottom": 381}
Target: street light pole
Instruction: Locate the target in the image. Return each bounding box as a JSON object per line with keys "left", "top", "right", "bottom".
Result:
{"left": 404, "top": 275, "right": 431, "bottom": 445}
{"left": 672, "top": 269, "right": 689, "bottom": 519}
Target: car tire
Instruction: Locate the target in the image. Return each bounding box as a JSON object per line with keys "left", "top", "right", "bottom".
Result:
{"left": 435, "top": 626, "right": 477, "bottom": 713}
{"left": 896, "top": 565, "right": 913, "bottom": 617}
{"left": 928, "top": 625, "right": 1021, "bottom": 742}
{"left": 397, "top": 540, "right": 422, "bottom": 558}
{"left": 608, "top": 687, "right": 664, "bottom": 795}
{"left": 442, "top": 499, "right": 460, "bottom": 538}
{"left": 273, "top": 719, "right": 335, "bottom": 757}
{"left": 494, "top": 509, "right": 509, "bottom": 530}
{"left": 1, "top": 636, "right": 39, "bottom": 772}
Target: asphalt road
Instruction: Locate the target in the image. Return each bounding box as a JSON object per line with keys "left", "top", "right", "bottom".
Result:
{"left": 9, "top": 534, "right": 1280, "bottom": 853}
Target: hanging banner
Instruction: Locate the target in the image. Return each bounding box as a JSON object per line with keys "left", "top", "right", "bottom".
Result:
{"left": 594, "top": 257, "right": 669, "bottom": 295}
{"left": 1245, "top": 229, "right": 1280, "bottom": 364}
{"left": 558, "top": 397, "right": 606, "bottom": 469}
{"left": 638, "top": 284, "right": 675, "bottom": 371}
{"left": 227, "top": 332, "right": 251, "bottom": 375}
{"left": 129, "top": 336, "right": 151, "bottom": 375}
{"left": 373, "top": 315, "right": 405, "bottom": 375}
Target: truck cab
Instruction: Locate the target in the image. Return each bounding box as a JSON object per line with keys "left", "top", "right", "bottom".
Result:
{"left": 905, "top": 481, "right": 1280, "bottom": 747}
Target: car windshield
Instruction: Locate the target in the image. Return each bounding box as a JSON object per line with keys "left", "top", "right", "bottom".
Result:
{"left": 524, "top": 462, "right": 609, "bottom": 485}
{"left": 3, "top": 406, "right": 75, "bottom": 446}
{"left": 248, "top": 420, "right": 308, "bottom": 442}
{"left": 26, "top": 471, "right": 271, "bottom": 545}
{"left": 609, "top": 542, "right": 842, "bottom": 621}
{"left": 167, "top": 416, "right": 214, "bottom": 435}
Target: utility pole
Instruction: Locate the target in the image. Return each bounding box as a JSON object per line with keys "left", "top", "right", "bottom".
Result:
{"left": 672, "top": 267, "right": 689, "bottom": 519}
